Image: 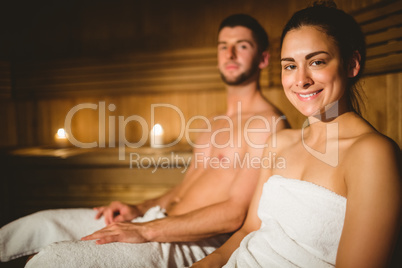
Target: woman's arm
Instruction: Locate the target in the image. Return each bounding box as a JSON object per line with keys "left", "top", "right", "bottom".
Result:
{"left": 336, "top": 135, "right": 401, "bottom": 267}
{"left": 191, "top": 147, "right": 274, "bottom": 267}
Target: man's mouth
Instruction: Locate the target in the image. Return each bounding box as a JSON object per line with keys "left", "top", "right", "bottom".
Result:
{"left": 225, "top": 62, "right": 240, "bottom": 70}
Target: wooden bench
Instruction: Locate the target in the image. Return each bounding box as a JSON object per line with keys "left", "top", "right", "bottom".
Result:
{"left": 0, "top": 146, "right": 191, "bottom": 225}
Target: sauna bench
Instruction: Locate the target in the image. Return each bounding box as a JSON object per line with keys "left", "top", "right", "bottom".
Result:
{"left": 0, "top": 145, "right": 192, "bottom": 225}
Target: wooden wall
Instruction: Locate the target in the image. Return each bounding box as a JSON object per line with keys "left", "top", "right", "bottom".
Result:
{"left": 0, "top": 0, "right": 401, "bottom": 149}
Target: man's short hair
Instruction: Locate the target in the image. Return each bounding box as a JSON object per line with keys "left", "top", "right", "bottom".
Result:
{"left": 219, "top": 14, "right": 269, "bottom": 52}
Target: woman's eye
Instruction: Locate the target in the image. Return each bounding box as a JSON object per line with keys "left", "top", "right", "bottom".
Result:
{"left": 311, "top": 60, "right": 325, "bottom": 66}
{"left": 284, "top": 64, "right": 296, "bottom": 70}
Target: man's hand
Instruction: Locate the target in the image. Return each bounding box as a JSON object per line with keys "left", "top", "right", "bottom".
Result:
{"left": 94, "top": 201, "right": 141, "bottom": 225}
{"left": 81, "top": 222, "right": 148, "bottom": 244}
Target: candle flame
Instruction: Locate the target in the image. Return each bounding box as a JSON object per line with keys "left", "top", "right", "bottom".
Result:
{"left": 152, "top": 124, "right": 163, "bottom": 135}
{"left": 56, "top": 128, "right": 67, "bottom": 139}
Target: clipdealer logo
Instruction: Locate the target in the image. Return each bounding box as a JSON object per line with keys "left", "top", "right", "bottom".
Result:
{"left": 63, "top": 101, "right": 286, "bottom": 160}
{"left": 129, "top": 151, "right": 286, "bottom": 173}
{"left": 62, "top": 100, "right": 340, "bottom": 170}
{"left": 301, "top": 101, "right": 340, "bottom": 167}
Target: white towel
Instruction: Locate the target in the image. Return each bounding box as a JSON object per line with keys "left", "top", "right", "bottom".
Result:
{"left": 224, "top": 175, "right": 347, "bottom": 268}
{"left": 1, "top": 208, "right": 105, "bottom": 262}
{"left": 1, "top": 206, "right": 229, "bottom": 267}
{"left": 1, "top": 206, "right": 171, "bottom": 262}
{"left": 25, "top": 236, "right": 229, "bottom": 268}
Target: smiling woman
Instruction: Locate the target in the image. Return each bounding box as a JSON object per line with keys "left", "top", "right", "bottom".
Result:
{"left": 280, "top": 26, "right": 352, "bottom": 117}
{"left": 192, "top": 1, "right": 401, "bottom": 268}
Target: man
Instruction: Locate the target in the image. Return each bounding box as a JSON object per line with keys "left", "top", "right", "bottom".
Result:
{"left": 1, "top": 14, "right": 287, "bottom": 267}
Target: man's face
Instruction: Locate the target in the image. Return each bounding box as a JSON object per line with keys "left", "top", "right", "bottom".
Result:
{"left": 217, "top": 26, "right": 261, "bottom": 86}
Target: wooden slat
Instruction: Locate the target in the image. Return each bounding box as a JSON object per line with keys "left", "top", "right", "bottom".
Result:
{"left": 352, "top": 1, "right": 402, "bottom": 75}
{"left": 17, "top": 184, "right": 171, "bottom": 199}
{"left": 15, "top": 81, "right": 226, "bottom": 98}
{"left": 12, "top": 184, "right": 169, "bottom": 216}
{"left": 361, "top": 12, "right": 402, "bottom": 34}
{"left": 386, "top": 73, "right": 402, "bottom": 146}
{"left": 353, "top": 0, "right": 402, "bottom": 24}
{"left": 0, "top": 61, "right": 11, "bottom": 99}
{"left": 268, "top": 38, "right": 282, "bottom": 87}
{"left": 17, "top": 70, "right": 221, "bottom": 90}
{"left": 17, "top": 58, "right": 218, "bottom": 76}
{"left": 3, "top": 148, "right": 189, "bottom": 220}
{"left": 365, "top": 52, "right": 402, "bottom": 75}
{"left": 366, "top": 40, "right": 402, "bottom": 57}
{"left": 18, "top": 65, "right": 218, "bottom": 83}
{"left": 19, "top": 47, "right": 218, "bottom": 70}
{"left": 8, "top": 167, "right": 186, "bottom": 185}
{"left": 13, "top": 45, "right": 277, "bottom": 98}
{"left": 13, "top": 47, "right": 226, "bottom": 98}
{"left": 0, "top": 101, "right": 18, "bottom": 147}
{"left": 362, "top": 72, "right": 402, "bottom": 148}
{"left": 366, "top": 26, "right": 402, "bottom": 45}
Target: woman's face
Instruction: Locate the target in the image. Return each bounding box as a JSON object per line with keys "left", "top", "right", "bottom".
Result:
{"left": 280, "top": 26, "right": 348, "bottom": 117}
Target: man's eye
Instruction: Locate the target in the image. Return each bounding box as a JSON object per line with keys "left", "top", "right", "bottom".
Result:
{"left": 237, "top": 44, "right": 249, "bottom": 50}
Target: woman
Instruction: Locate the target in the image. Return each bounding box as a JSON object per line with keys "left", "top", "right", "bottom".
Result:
{"left": 192, "top": 1, "right": 401, "bottom": 267}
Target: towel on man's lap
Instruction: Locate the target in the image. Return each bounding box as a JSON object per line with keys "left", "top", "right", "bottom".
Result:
{"left": 224, "top": 175, "right": 347, "bottom": 268}
{"left": 1, "top": 206, "right": 229, "bottom": 267}
{"left": 1, "top": 208, "right": 105, "bottom": 261}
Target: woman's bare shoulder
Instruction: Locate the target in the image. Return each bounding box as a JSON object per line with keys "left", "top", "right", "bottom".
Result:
{"left": 271, "top": 128, "right": 301, "bottom": 149}
{"left": 344, "top": 127, "right": 401, "bottom": 190}
{"left": 275, "top": 128, "right": 299, "bottom": 137}
{"left": 349, "top": 129, "right": 400, "bottom": 160}
{"left": 342, "top": 114, "right": 399, "bottom": 159}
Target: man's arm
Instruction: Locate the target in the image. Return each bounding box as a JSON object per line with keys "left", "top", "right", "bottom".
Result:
{"left": 82, "top": 155, "right": 262, "bottom": 243}
{"left": 84, "top": 114, "right": 287, "bottom": 243}
{"left": 93, "top": 162, "right": 201, "bottom": 225}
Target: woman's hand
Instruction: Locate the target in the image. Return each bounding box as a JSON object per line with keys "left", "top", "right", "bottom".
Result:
{"left": 81, "top": 222, "right": 149, "bottom": 244}
{"left": 190, "top": 253, "right": 224, "bottom": 268}
{"left": 94, "top": 201, "right": 141, "bottom": 225}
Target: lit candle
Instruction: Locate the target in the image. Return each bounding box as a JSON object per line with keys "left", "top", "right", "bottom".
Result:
{"left": 54, "top": 128, "right": 69, "bottom": 146}
{"left": 150, "top": 124, "right": 164, "bottom": 148}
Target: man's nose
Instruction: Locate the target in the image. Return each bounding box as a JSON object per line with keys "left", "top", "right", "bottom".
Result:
{"left": 226, "top": 46, "right": 236, "bottom": 59}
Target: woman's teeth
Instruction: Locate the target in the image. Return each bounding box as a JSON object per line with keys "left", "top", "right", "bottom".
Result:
{"left": 298, "top": 90, "right": 322, "bottom": 98}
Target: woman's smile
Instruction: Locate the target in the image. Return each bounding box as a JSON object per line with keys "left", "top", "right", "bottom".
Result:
{"left": 281, "top": 26, "right": 348, "bottom": 117}
{"left": 296, "top": 89, "right": 323, "bottom": 101}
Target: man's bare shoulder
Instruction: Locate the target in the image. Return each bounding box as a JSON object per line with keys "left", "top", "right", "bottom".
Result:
{"left": 253, "top": 97, "right": 289, "bottom": 129}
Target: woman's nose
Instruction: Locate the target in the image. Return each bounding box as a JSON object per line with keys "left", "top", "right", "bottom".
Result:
{"left": 297, "top": 68, "right": 313, "bottom": 88}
